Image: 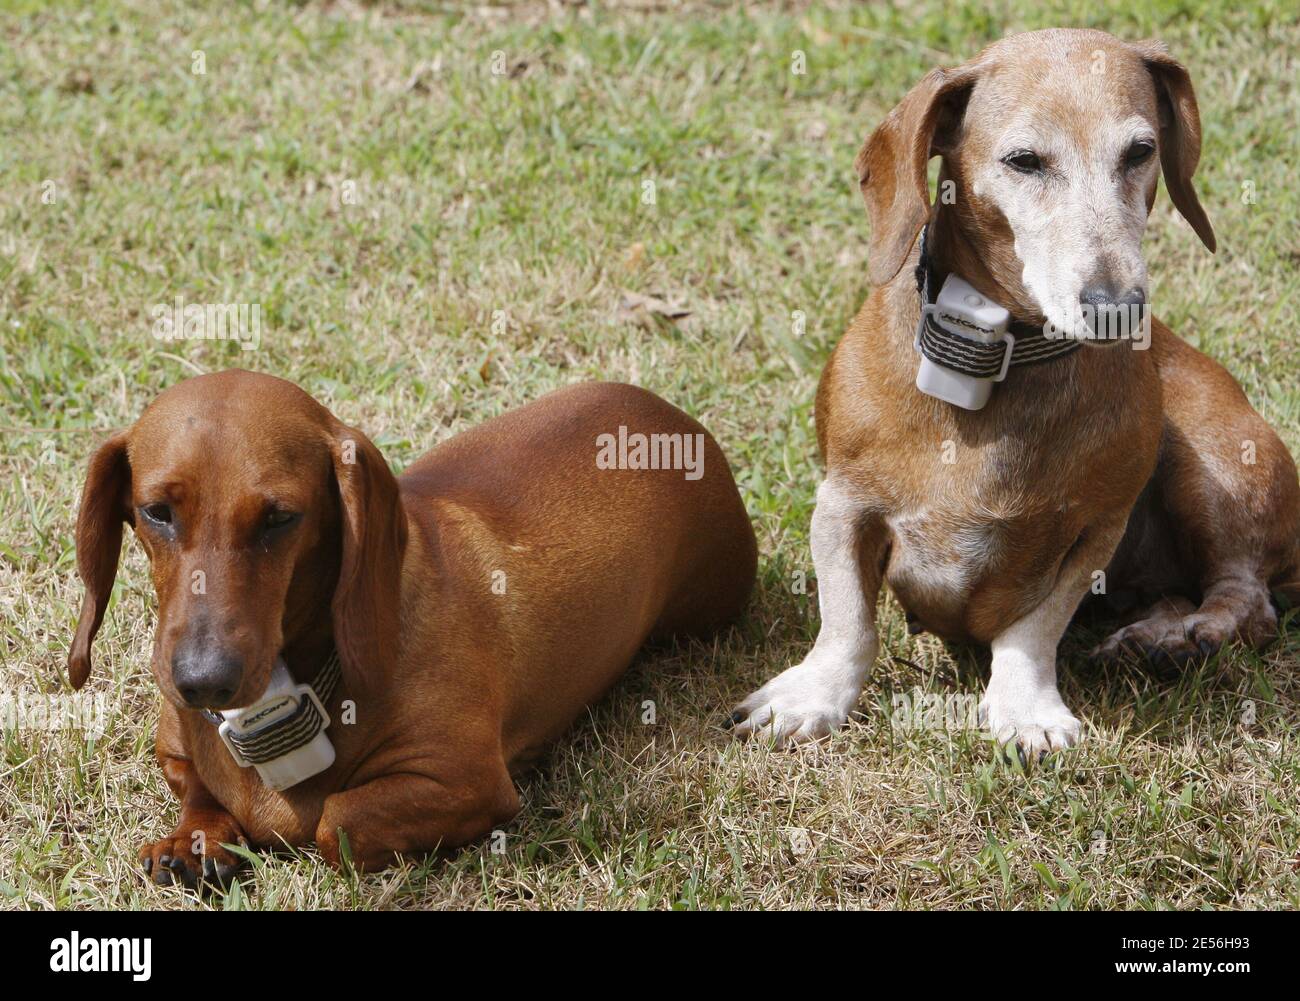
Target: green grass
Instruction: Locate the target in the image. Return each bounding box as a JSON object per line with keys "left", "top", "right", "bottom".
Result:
{"left": 1, "top": 0, "right": 1298, "bottom": 909}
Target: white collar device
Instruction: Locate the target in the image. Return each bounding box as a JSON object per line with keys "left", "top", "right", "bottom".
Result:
{"left": 202, "top": 652, "right": 340, "bottom": 791}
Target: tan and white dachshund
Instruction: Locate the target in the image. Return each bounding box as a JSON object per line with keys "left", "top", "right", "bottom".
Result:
{"left": 731, "top": 29, "right": 1299, "bottom": 757}
{"left": 68, "top": 371, "right": 756, "bottom": 885}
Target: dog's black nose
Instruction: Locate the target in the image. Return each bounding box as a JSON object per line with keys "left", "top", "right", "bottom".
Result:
{"left": 1079, "top": 286, "right": 1146, "bottom": 310}
{"left": 171, "top": 646, "right": 243, "bottom": 708}
{"left": 1079, "top": 286, "right": 1147, "bottom": 340}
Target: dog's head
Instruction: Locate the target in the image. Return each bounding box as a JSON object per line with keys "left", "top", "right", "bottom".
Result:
{"left": 67, "top": 370, "right": 406, "bottom": 711}
{"left": 857, "top": 28, "right": 1215, "bottom": 338}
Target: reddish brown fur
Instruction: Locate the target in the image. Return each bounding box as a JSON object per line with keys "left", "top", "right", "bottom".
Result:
{"left": 68, "top": 372, "right": 756, "bottom": 879}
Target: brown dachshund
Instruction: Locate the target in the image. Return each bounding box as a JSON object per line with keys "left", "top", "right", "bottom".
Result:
{"left": 68, "top": 370, "right": 756, "bottom": 885}
{"left": 730, "top": 29, "right": 1300, "bottom": 755}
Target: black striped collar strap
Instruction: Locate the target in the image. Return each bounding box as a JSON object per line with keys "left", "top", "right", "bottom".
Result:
{"left": 200, "top": 649, "right": 342, "bottom": 766}
{"left": 913, "top": 225, "right": 1080, "bottom": 379}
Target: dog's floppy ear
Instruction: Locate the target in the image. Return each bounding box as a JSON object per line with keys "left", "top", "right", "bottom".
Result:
{"left": 1130, "top": 40, "right": 1216, "bottom": 253}
{"left": 856, "top": 63, "right": 982, "bottom": 286}
{"left": 68, "top": 431, "right": 132, "bottom": 689}
{"left": 327, "top": 420, "right": 408, "bottom": 677}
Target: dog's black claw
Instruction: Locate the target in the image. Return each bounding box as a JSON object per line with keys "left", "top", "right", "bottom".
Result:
{"left": 199, "top": 856, "right": 241, "bottom": 891}
{"left": 167, "top": 855, "right": 197, "bottom": 890}
{"left": 1197, "top": 638, "right": 1217, "bottom": 658}
{"left": 1140, "top": 643, "right": 1184, "bottom": 677}
{"left": 153, "top": 867, "right": 174, "bottom": 887}
{"left": 141, "top": 857, "right": 152, "bottom": 876}
{"left": 1016, "top": 744, "right": 1029, "bottom": 770}
{"left": 215, "top": 863, "right": 242, "bottom": 886}
{"left": 725, "top": 710, "right": 744, "bottom": 729}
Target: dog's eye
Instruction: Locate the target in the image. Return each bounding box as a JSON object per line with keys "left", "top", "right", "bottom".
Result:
{"left": 1002, "top": 150, "right": 1043, "bottom": 174}
{"left": 141, "top": 503, "right": 173, "bottom": 526}
{"left": 1124, "top": 141, "right": 1156, "bottom": 168}
{"left": 262, "top": 509, "right": 301, "bottom": 533}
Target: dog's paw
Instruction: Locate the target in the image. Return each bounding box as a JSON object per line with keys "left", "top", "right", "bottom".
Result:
{"left": 139, "top": 812, "right": 248, "bottom": 893}
{"left": 1089, "top": 595, "right": 1202, "bottom": 670}
{"left": 728, "top": 657, "right": 859, "bottom": 748}
{"left": 978, "top": 688, "right": 1081, "bottom": 763}
{"left": 1091, "top": 592, "right": 1277, "bottom": 672}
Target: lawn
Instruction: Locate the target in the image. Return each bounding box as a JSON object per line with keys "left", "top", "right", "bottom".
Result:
{"left": 1, "top": 0, "right": 1298, "bottom": 910}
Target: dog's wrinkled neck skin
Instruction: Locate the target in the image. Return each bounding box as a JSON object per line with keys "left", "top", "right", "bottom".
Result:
{"left": 279, "top": 595, "right": 337, "bottom": 692}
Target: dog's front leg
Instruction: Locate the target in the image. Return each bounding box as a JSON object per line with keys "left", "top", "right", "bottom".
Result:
{"left": 139, "top": 705, "right": 248, "bottom": 890}
{"left": 731, "top": 478, "right": 885, "bottom": 747}
{"left": 981, "top": 519, "right": 1128, "bottom": 760}
{"left": 316, "top": 764, "right": 520, "bottom": 871}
